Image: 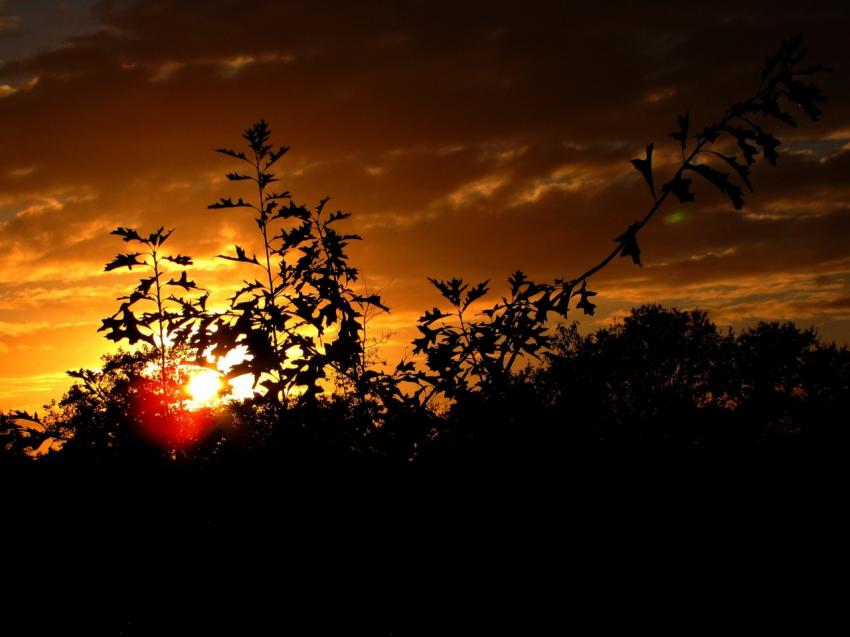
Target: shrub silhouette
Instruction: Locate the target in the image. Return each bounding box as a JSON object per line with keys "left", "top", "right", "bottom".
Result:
{"left": 0, "top": 35, "right": 837, "bottom": 464}
{"left": 198, "top": 120, "right": 388, "bottom": 404}
{"left": 0, "top": 410, "right": 61, "bottom": 461}
{"left": 99, "top": 227, "right": 207, "bottom": 415}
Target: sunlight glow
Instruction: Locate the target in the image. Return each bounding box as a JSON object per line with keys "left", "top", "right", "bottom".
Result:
{"left": 186, "top": 368, "right": 222, "bottom": 405}
{"left": 215, "top": 345, "right": 255, "bottom": 401}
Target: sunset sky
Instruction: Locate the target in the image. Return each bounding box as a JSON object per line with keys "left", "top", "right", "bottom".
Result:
{"left": 1, "top": 0, "right": 849, "bottom": 412}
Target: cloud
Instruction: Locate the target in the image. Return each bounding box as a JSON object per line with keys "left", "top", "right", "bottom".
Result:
{"left": 0, "top": 15, "right": 21, "bottom": 33}
{"left": 0, "top": 75, "right": 38, "bottom": 98}
{"left": 447, "top": 173, "right": 509, "bottom": 208}
{"left": 0, "top": 0, "right": 849, "bottom": 410}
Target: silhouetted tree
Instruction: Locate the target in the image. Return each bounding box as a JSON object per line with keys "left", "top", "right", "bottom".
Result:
{"left": 200, "top": 121, "right": 388, "bottom": 404}
{"left": 537, "top": 306, "right": 849, "bottom": 452}
{"left": 409, "top": 34, "right": 829, "bottom": 408}
{"left": 0, "top": 410, "right": 63, "bottom": 461}
{"left": 100, "top": 227, "right": 207, "bottom": 416}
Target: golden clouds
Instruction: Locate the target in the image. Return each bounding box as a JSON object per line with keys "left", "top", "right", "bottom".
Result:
{"left": 0, "top": 1, "right": 849, "bottom": 411}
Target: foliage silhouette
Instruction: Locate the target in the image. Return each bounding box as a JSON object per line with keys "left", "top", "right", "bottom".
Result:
{"left": 408, "top": 34, "right": 829, "bottom": 406}
{"left": 6, "top": 304, "right": 846, "bottom": 465}
{"left": 62, "top": 346, "right": 226, "bottom": 458}
{"left": 0, "top": 36, "right": 836, "bottom": 466}
{"left": 1, "top": 37, "right": 842, "bottom": 637}
{"left": 0, "top": 409, "right": 60, "bottom": 461}
{"left": 199, "top": 121, "right": 389, "bottom": 405}
{"left": 534, "top": 306, "right": 849, "bottom": 454}
{"left": 100, "top": 227, "right": 207, "bottom": 418}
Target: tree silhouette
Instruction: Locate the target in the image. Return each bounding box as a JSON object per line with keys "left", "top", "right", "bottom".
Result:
{"left": 408, "top": 34, "right": 829, "bottom": 407}
{"left": 537, "top": 306, "right": 849, "bottom": 453}
{"left": 200, "top": 121, "right": 388, "bottom": 404}
{"left": 100, "top": 227, "right": 207, "bottom": 416}
{"left": 0, "top": 409, "right": 64, "bottom": 461}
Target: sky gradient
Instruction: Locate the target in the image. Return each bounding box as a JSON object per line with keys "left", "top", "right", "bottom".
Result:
{"left": 1, "top": 0, "right": 849, "bottom": 411}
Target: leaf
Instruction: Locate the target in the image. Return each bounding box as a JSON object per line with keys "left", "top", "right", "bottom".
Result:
{"left": 664, "top": 175, "right": 695, "bottom": 204}
{"left": 271, "top": 200, "right": 310, "bottom": 221}
{"left": 630, "top": 143, "right": 656, "bottom": 200}
{"left": 552, "top": 282, "right": 574, "bottom": 315}
{"left": 412, "top": 325, "right": 439, "bottom": 354}
{"left": 243, "top": 120, "right": 273, "bottom": 157}
{"left": 163, "top": 254, "right": 193, "bottom": 266}
{"left": 698, "top": 125, "right": 720, "bottom": 143}
{"left": 148, "top": 227, "right": 174, "bottom": 247}
{"left": 216, "top": 148, "right": 249, "bottom": 162}
{"left": 783, "top": 78, "right": 826, "bottom": 121}
{"left": 353, "top": 294, "right": 390, "bottom": 313}
{"left": 264, "top": 145, "right": 290, "bottom": 169}
{"left": 614, "top": 221, "right": 642, "bottom": 266}
{"left": 573, "top": 281, "right": 596, "bottom": 316}
{"left": 688, "top": 163, "right": 744, "bottom": 209}
{"left": 508, "top": 271, "right": 527, "bottom": 296}
{"left": 267, "top": 191, "right": 292, "bottom": 201}
{"left": 118, "top": 290, "right": 151, "bottom": 305}
{"left": 217, "top": 245, "right": 260, "bottom": 265}
{"left": 572, "top": 281, "right": 597, "bottom": 316}
{"left": 419, "top": 308, "right": 451, "bottom": 326}
{"left": 326, "top": 210, "right": 352, "bottom": 224}
{"left": 98, "top": 308, "right": 155, "bottom": 346}
{"left": 724, "top": 126, "right": 760, "bottom": 166}
{"left": 110, "top": 227, "right": 143, "bottom": 243}
{"left": 166, "top": 271, "right": 198, "bottom": 290}
{"left": 761, "top": 97, "right": 797, "bottom": 128}
{"left": 258, "top": 173, "right": 279, "bottom": 189}
{"left": 428, "top": 277, "right": 467, "bottom": 307}
{"left": 208, "top": 197, "right": 253, "bottom": 210}
{"left": 754, "top": 127, "right": 781, "bottom": 165}
{"left": 226, "top": 172, "right": 254, "bottom": 182}
{"left": 533, "top": 291, "right": 555, "bottom": 324}
{"left": 105, "top": 253, "right": 145, "bottom": 272}
{"left": 670, "top": 110, "right": 690, "bottom": 153}
{"left": 706, "top": 151, "right": 753, "bottom": 191}
{"left": 137, "top": 276, "right": 157, "bottom": 296}
{"left": 395, "top": 361, "right": 416, "bottom": 373}
{"left": 463, "top": 280, "right": 490, "bottom": 310}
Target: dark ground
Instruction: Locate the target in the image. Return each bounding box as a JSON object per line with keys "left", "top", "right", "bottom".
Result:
{"left": 2, "top": 446, "right": 844, "bottom": 634}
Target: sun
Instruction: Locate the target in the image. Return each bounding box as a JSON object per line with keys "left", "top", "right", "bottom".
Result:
{"left": 186, "top": 368, "right": 222, "bottom": 405}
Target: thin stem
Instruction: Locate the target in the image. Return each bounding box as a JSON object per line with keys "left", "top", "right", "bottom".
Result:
{"left": 152, "top": 247, "right": 169, "bottom": 416}
{"left": 457, "top": 305, "right": 486, "bottom": 388}
{"left": 566, "top": 60, "right": 791, "bottom": 292}
{"left": 568, "top": 108, "right": 737, "bottom": 289}
{"left": 255, "top": 154, "right": 282, "bottom": 391}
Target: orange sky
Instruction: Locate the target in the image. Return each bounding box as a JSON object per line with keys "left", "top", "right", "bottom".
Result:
{"left": 1, "top": 0, "right": 849, "bottom": 412}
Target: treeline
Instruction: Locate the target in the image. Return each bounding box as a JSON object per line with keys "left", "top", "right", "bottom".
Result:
{"left": 2, "top": 305, "right": 847, "bottom": 466}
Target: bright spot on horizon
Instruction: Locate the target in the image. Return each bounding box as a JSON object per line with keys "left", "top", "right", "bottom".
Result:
{"left": 665, "top": 211, "right": 687, "bottom": 224}
{"left": 214, "top": 346, "right": 255, "bottom": 401}
{"left": 186, "top": 368, "right": 222, "bottom": 405}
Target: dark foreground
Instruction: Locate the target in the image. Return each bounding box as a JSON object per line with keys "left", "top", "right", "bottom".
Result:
{"left": 3, "top": 446, "right": 845, "bottom": 635}
{"left": 2, "top": 306, "right": 847, "bottom": 632}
